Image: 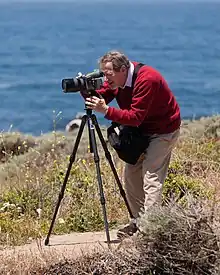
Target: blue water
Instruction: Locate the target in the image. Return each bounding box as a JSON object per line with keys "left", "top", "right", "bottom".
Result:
{"left": 0, "top": 1, "right": 220, "bottom": 135}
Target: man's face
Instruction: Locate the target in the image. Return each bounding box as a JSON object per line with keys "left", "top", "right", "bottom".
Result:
{"left": 101, "top": 62, "right": 127, "bottom": 89}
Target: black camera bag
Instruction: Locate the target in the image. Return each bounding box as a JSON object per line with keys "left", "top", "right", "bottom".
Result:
{"left": 107, "top": 63, "right": 150, "bottom": 165}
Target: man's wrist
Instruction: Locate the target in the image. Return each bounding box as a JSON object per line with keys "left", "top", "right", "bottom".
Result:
{"left": 103, "top": 105, "right": 109, "bottom": 115}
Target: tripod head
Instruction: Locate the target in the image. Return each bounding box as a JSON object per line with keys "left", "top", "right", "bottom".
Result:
{"left": 83, "top": 88, "right": 103, "bottom": 116}
{"left": 84, "top": 104, "right": 93, "bottom": 116}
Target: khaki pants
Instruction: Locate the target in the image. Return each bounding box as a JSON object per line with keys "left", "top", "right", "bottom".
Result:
{"left": 124, "top": 129, "right": 180, "bottom": 218}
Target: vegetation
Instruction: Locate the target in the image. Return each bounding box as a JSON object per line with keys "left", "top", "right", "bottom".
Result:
{"left": 40, "top": 204, "right": 219, "bottom": 275}
{"left": 0, "top": 115, "right": 220, "bottom": 274}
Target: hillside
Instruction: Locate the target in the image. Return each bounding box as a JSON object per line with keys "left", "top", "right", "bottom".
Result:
{"left": 0, "top": 115, "right": 219, "bottom": 274}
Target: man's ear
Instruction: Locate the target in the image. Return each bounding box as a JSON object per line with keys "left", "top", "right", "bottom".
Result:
{"left": 120, "top": 65, "right": 127, "bottom": 73}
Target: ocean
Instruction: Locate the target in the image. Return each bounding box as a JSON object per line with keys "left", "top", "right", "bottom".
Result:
{"left": 0, "top": 1, "right": 219, "bottom": 135}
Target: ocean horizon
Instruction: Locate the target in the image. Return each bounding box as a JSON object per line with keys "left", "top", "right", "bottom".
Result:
{"left": 0, "top": 1, "right": 219, "bottom": 135}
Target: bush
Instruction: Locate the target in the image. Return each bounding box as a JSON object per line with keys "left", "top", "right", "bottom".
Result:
{"left": 38, "top": 204, "right": 219, "bottom": 275}
{"left": 0, "top": 157, "right": 128, "bottom": 246}
{"left": 163, "top": 160, "right": 212, "bottom": 204}
{"left": 0, "top": 132, "right": 36, "bottom": 163}
{"left": 137, "top": 204, "right": 219, "bottom": 274}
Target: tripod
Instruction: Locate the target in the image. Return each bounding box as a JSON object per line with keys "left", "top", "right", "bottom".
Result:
{"left": 44, "top": 106, "right": 134, "bottom": 246}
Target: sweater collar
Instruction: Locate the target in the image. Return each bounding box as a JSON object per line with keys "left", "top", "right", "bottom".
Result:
{"left": 123, "top": 61, "right": 134, "bottom": 88}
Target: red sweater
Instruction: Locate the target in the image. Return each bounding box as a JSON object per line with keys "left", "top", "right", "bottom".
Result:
{"left": 97, "top": 62, "right": 181, "bottom": 135}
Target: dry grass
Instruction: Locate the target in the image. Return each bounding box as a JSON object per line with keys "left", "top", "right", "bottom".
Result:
{"left": 39, "top": 202, "right": 220, "bottom": 275}
{"left": 0, "top": 128, "right": 128, "bottom": 246}
{"left": 0, "top": 115, "right": 220, "bottom": 274}
{"left": 1, "top": 201, "right": 219, "bottom": 275}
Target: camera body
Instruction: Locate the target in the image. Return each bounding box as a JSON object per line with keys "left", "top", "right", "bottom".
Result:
{"left": 62, "top": 70, "right": 104, "bottom": 93}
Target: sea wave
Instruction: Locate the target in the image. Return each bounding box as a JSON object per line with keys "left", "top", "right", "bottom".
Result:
{"left": 0, "top": 80, "right": 60, "bottom": 90}
{"left": 0, "top": 83, "right": 12, "bottom": 89}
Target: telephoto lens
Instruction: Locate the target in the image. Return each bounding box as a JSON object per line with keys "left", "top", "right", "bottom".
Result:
{"left": 62, "top": 77, "right": 86, "bottom": 93}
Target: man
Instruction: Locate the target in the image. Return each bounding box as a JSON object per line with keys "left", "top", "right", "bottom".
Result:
{"left": 84, "top": 50, "right": 181, "bottom": 238}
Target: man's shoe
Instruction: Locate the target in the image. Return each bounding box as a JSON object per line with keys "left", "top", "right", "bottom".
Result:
{"left": 117, "top": 221, "right": 138, "bottom": 240}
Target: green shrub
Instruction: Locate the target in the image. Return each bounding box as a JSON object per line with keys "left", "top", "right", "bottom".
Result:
{"left": 163, "top": 161, "right": 212, "bottom": 204}
{"left": 0, "top": 213, "right": 42, "bottom": 246}
{"left": 0, "top": 157, "right": 127, "bottom": 246}
{"left": 0, "top": 132, "right": 36, "bottom": 163}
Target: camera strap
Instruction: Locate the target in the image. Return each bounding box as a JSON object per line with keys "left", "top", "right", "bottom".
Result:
{"left": 131, "top": 62, "right": 145, "bottom": 88}
{"left": 107, "top": 62, "right": 149, "bottom": 165}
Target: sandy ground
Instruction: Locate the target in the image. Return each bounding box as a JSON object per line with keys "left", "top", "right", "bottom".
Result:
{"left": 0, "top": 229, "right": 121, "bottom": 261}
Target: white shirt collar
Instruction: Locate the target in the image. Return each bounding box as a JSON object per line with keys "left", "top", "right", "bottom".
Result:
{"left": 123, "top": 61, "right": 134, "bottom": 88}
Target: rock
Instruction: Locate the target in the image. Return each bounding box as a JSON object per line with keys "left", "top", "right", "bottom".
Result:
{"left": 65, "top": 118, "right": 82, "bottom": 132}
{"left": 65, "top": 112, "right": 85, "bottom": 132}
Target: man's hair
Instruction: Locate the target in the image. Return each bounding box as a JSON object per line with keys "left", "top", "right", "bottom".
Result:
{"left": 98, "top": 50, "right": 130, "bottom": 72}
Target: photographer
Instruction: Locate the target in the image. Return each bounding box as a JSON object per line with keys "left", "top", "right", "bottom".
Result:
{"left": 84, "top": 50, "right": 181, "bottom": 238}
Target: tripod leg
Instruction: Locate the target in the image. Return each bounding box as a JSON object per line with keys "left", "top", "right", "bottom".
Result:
{"left": 87, "top": 116, "right": 111, "bottom": 245}
{"left": 44, "top": 115, "right": 87, "bottom": 246}
{"left": 91, "top": 114, "right": 134, "bottom": 219}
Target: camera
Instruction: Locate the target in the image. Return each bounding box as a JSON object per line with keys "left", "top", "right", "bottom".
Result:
{"left": 62, "top": 70, "right": 104, "bottom": 93}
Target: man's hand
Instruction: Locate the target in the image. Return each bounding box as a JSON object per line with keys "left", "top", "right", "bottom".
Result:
{"left": 85, "top": 96, "right": 109, "bottom": 115}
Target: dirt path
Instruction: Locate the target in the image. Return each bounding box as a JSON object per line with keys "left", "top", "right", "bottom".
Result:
{"left": 1, "top": 229, "right": 120, "bottom": 262}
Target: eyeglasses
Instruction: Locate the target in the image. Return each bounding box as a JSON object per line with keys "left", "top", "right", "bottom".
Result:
{"left": 102, "top": 69, "right": 116, "bottom": 76}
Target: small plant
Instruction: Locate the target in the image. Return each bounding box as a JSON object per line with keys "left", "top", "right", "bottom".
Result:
{"left": 0, "top": 132, "right": 36, "bottom": 163}
{"left": 163, "top": 160, "right": 212, "bottom": 204}
{"left": 137, "top": 204, "right": 219, "bottom": 275}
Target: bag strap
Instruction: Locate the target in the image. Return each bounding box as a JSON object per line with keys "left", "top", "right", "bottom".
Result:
{"left": 111, "top": 63, "right": 145, "bottom": 129}
{"left": 131, "top": 63, "right": 145, "bottom": 88}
